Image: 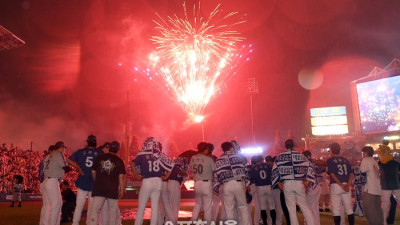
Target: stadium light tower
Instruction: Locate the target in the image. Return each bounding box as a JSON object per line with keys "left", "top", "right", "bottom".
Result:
{"left": 0, "top": 25, "right": 25, "bottom": 50}
{"left": 247, "top": 77, "right": 259, "bottom": 144}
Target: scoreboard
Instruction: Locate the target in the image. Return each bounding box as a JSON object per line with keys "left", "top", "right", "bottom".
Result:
{"left": 310, "top": 106, "right": 349, "bottom": 136}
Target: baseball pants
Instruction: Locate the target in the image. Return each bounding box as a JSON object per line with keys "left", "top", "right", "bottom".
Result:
{"left": 283, "top": 180, "right": 314, "bottom": 225}
{"left": 250, "top": 184, "right": 261, "bottom": 225}
{"left": 167, "top": 180, "right": 181, "bottom": 224}
{"left": 381, "top": 189, "right": 400, "bottom": 225}
{"left": 272, "top": 188, "right": 283, "bottom": 225}
{"left": 306, "top": 185, "right": 321, "bottom": 225}
{"left": 330, "top": 183, "right": 353, "bottom": 216}
{"left": 223, "top": 180, "right": 251, "bottom": 225}
{"left": 99, "top": 198, "right": 122, "bottom": 225}
{"left": 256, "top": 185, "right": 274, "bottom": 224}
{"left": 159, "top": 181, "right": 174, "bottom": 224}
{"left": 192, "top": 180, "right": 213, "bottom": 223}
{"left": 212, "top": 185, "right": 226, "bottom": 222}
{"left": 135, "top": 177, "right": 162, "bottom": 225}
{"left": 89, "top": 197, "right": 118, "bottom": 225}
{"left": 44, "top": 178, "right": 62, "bottom": 225}
{"left": 72, "top": 188, "right": 93, "bottom": 225}
{"left": 40, "top": 181, "right": 50, "bottom": 225}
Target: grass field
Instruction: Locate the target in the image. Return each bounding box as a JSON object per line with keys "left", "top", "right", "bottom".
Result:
{"left": 1, "top": 200, "right": 399, "bottom": 225}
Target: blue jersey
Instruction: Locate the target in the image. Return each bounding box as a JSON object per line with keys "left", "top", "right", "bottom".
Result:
{"left": 39, "top": 160, "right": 45, "bottom": 183}
{"left": 69, "top": 147, "right": 103, "bottom": 191}
{"left": 327, "top": 156, "right": 353, "bottom": 184}
{"left": 169, "top": 164, "right": 184, "bottom": 183}
{"left": 133, "top": 150, "right": 174, "bottom": 179}
{"left": 250, "top": 163, "right": 272, "bottom": 186}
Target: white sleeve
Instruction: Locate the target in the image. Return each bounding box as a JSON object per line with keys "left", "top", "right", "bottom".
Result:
{"left": 360, "top": 158, "right": 368, "bottom": 173}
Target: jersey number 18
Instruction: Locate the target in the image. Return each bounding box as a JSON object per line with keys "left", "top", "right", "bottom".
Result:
{"left": 148, "top": 160, "right": 160, "bottom": 172}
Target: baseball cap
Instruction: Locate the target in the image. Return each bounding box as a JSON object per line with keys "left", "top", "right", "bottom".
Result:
{"left": 100, "top": 142, "right": 111, "bottom": 149}
{"left": 55, "top": 141, "right": 67, "bottom": 149}
{"left": 109, "top": 141, "right": 120, "bottom": 153}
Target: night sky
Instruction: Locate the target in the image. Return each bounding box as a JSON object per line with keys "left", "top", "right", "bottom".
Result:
{"left": 1, "top": 0, "right": 400, "bottom": 155}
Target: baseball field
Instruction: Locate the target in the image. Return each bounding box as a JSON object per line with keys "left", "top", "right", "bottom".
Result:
{"left": 0, "top": 200, "right": 399, "bottom": 225}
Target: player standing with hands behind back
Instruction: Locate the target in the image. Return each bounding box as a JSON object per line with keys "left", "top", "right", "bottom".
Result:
{"left": 130, "top": 137, "right": 175, "bottom": 225}
{"left": 189, "top": 142, "right": 216, "bottom": 223}
{"left": 326, "top": 143, "right": 355, "bottom": 225}
{"left": 67, "top": 135, "right": 103, "bottom": 225}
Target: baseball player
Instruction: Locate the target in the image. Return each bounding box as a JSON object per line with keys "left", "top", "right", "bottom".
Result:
{"left": 158, "top": 142, "right": 175, "bottom": 225}
{"left": 211, "top": 154, "right": 227, "bottom": 222}
{"left": 130, "top": 137, "right": 175, "bottom": 225}
{"left": 326, "top": 143, "right": 354, "bottom": 225}
{"left": 265, "top": 156, "right": 283, "bottom": 225}
{"left": 214, "top": 141, "right": 251, "bottom": 225}
{"left": 250, "top": 155, "right": 275, "bottom": 225}
{"left": 42, "top": 141, "right": 68, "bottom": 225}
{"left": 302, "top": 150, "right": 324, "bottom": 225}
{"left": 189, "top": 142, "right": 216, "bottom": 223}
{"left": 98, "top": 142, "right": 123, "bottom": 225}
{"left": 247, "top": 158, "right": 261, "bottom": 225}
{"left": 271, "top": 139, "right": 315, "bottom": 225}
{"left": 67, "top": 135, "right": 103, "bottom": 225}
{"left": 89, "top": 141, "right": 126, "bottom": 225}
{"left": 39, "top": 145, "right": 55, "bottom": 225}
{"left": 167, "top": 153, "right": 192, "bottom": 224}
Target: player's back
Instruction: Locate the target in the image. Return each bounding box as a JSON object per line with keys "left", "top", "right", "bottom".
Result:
{"left": 134, "top": 150, "right": 165, "bottom": 179}
{"left": 327, "top": 155, "right": 353, "bottom": 184}
{"left": 251, "top": 163, "right": 272, "bottom": 186}
{"left": 190, "top": 154, "right": 215, "bottom": 181}
{"left": 69, "top": 147, "right": 103, "bottom": 191}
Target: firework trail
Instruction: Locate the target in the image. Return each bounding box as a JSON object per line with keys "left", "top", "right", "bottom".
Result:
{"left": 122, "top": 2, "right": 252, "bottom": 121}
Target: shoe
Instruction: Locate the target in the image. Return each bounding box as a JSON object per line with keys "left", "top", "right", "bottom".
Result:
{"left": 324, "top": 208, "right": 331, "bottom": 212}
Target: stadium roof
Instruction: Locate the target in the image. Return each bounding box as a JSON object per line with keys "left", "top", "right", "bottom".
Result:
{"left": 0, "top": 25, "right": 25, "bottom": 50}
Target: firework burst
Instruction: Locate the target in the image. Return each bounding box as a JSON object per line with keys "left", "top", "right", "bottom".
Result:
{"left": 147, "top": 2, "right": 249, "bottom": 118}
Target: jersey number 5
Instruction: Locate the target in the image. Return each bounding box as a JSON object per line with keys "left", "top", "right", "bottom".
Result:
{"left": 85, "top": 156, "right": 93, "bottom": 167}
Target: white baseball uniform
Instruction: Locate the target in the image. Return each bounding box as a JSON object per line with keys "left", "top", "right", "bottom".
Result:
{"left": 190, "top": 153, "right": 216, "bottom": 223}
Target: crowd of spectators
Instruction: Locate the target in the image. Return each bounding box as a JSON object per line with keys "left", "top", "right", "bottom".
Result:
{"left": 0, "top": 143, "right": 79, "bottom": 194}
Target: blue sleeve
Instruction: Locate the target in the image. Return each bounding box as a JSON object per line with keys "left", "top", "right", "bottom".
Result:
{"left": 69, "top": 150, "right": 79, "bottom": 162}
{"left": 327, "top": 159, "right": 334, "bottom": 174}
{"left": 39, "top": 161, "right": 44, "bottom": 182}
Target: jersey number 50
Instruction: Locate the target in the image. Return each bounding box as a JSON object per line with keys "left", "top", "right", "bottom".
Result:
{"left": 193, "top": 164, "right": 203, "bottom": 174}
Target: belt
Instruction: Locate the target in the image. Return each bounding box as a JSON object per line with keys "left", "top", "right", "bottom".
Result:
{"left": 223, "top": 179, "right": 243, "bottom": 184}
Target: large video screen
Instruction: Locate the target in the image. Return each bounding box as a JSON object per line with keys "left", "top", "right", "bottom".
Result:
{"left": 356, "top": 75, "right": 400, "bottom": 134}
